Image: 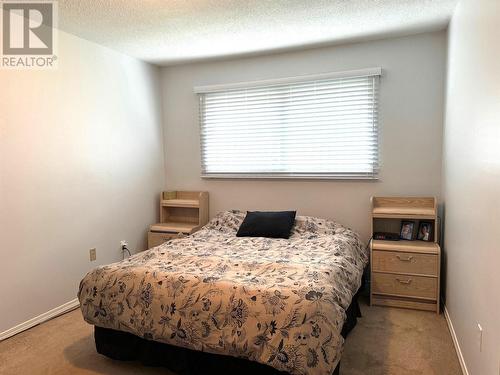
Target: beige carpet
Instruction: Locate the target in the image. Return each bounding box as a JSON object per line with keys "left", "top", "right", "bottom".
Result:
{"left": 341, "top": 298, "right": 462, "bottom": 375}
{"left": 0, "top": 297, "right": 461, "bottom": 375}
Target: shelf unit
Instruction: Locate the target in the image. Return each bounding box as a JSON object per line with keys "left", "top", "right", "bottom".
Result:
{"left": 148, "top": 191, "right": 209, "bottom": 248}
{"left": 370, "top": 197, "right": 440, "bottom": 314}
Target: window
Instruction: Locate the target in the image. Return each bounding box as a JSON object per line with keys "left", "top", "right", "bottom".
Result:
{"left": 196, "top": 68, "right": 380, "bottom": 179}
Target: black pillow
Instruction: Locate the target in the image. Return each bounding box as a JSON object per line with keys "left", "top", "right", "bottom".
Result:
{"left": 236, "top": 211, "right": 296, "bottom": 239}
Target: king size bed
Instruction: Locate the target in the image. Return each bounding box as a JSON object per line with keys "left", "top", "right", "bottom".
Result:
{"left": 78, "top": 210, "right": 368, "bottom": 375}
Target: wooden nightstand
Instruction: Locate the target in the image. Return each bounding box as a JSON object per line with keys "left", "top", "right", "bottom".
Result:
{"left": 370, "top": 197, "right": 441, "bottom": 314}
{"left": 148, "top": 191, "right": 209, "bottom": 248}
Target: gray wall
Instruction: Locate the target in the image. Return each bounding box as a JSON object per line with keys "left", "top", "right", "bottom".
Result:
{"left": 443, "top": 0, "right": 500, "bottom": 374}
{"left": 161, "top": 31, "right": 447, "bottom": 240}
{"left": 0, "top": 31, "right": 165, "bottom": 333}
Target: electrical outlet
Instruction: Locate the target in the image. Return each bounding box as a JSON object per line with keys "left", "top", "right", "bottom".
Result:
{"left": 89, "top": 248, "right": 97, "bottom": 261}
{"left": 120, "top": 240, "right": 128, "bottom": 248}
{"left": 477, "top": 323, "right": 483, "bottom": 352}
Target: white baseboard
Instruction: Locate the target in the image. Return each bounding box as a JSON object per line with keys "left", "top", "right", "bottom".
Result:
{"left": 0, "top": 298, "right": 80, "bottom": 341}
{"left": 444, "top": 305, "right": 469, "bottom": 375}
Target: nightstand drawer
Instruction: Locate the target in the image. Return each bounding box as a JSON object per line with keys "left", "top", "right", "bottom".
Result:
{"left": 148, "top": 231, "right": 182, "bottom": 248}
{"left": 372, "top": 250, "right": 438, "bottom": 276}
{"left": 372, "top": 272, "right": 437, "bottom": 300}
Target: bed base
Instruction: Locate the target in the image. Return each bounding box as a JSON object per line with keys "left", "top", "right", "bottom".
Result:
{"left": 93, "top": 291, "right": 361, "bottom": 375}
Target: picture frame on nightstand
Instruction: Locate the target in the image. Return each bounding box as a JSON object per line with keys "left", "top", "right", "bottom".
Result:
{"left": 400, "top": 220, "right": 415, "bottom": 240}
{"left": 417, "top": 221, "right": 433, "bottom": 241}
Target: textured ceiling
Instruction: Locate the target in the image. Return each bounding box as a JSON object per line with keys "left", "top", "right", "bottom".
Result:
{"left": 58, "top": 0, "right": 457, "bottom": 66}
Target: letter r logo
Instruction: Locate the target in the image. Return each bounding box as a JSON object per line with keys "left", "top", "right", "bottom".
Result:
{"left": 2, "top": 2, "right": 53, "bottom": 55}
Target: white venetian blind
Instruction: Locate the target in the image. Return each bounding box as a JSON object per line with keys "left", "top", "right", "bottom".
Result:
{"left": 196, "top": 68, "right": 380, "bottom": 179}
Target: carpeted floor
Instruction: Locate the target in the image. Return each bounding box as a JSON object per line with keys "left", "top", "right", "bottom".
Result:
{"left": 0, "top": 297, "right": 461, "bottom": 375}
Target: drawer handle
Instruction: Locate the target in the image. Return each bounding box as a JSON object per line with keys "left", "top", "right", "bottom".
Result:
{"left": 396, "top": 255, "right": 414, "bottom": 262}
{"left": 396, "top": 278, "right": 412, "bottom": 284}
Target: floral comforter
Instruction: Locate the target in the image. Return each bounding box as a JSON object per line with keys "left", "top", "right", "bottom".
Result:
{"left": 78, "top": 211, "right": 367, "bottom": 375}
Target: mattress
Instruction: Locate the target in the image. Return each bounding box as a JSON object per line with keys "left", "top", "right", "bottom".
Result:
{"left": 78, "top": 210, "right": 368, "bottom": 375}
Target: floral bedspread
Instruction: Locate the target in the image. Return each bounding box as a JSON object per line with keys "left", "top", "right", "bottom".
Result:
{"left": 78, "top": 211, "right": 367, "bottom": 375}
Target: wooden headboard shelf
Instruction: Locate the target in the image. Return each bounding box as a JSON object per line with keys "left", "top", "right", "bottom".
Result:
{"left": 148, "top": 191, "right": 209, "bottom": 249}
{"left": 158, "top": 191, "right": 209, "bottom": 230}
{"left": 371, "top": 197, "right": 437, "bottom": 219}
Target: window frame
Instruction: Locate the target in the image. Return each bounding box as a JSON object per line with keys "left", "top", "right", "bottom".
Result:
{"left": 195, "top": 67, "right": 381, "bottom": 180}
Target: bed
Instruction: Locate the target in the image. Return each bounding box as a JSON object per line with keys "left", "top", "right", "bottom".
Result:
{"left": 78, "top": 210, "right": 368, "bottom": 375}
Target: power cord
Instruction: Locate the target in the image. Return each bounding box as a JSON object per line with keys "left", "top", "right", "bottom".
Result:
{"left": 121, "top": 241, "right": 131, "bottom": 259}
{"left": 365, "top": 235, "right": 373, "bottom": 251}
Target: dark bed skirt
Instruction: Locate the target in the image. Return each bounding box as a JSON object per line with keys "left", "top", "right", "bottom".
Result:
{"left": 94, "top": 292, "right": 362, "bottom": 375}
